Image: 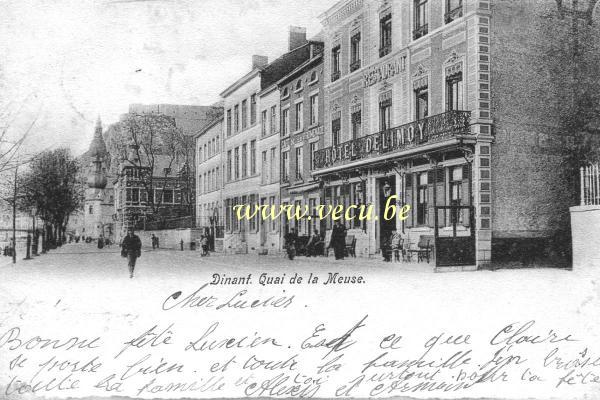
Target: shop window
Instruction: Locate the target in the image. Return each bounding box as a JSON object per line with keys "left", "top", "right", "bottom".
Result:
{"left": 379, "top": 14, "right": 392, "bottom": 57}
{"left": 446, "top": 72, "right": 463, "bottom": 111}
{"left": 450, "top": 166, "right": 463, "bottom": 224}
{"left": 417, "top": 172, "right": 428, "bottom": 225}
{"left": 350, "top": 32, "right": 361, "bottom": 71}
{"left": 414, "top": 0, "right": 428, "bottom": 40}
{"left": 415, "top": 87, "right": 429, "bottom": 120}
{"left": 331, "top": 45, "right": 341, "bottom": 81}
{"left": 445, "top": 0, "right": 463, "bottom": 24}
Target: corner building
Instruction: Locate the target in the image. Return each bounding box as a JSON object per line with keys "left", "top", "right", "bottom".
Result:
{"left": 315, "top": 0, "right": 576, "bottom": 269}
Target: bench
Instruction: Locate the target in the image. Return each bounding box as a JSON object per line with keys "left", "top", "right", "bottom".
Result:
{"left": 407, "top": 235, "right": 434, "bottom": 263}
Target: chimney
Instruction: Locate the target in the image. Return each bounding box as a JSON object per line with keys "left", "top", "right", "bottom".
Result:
{"left": 252, "top": 55, "right": 269, "bottom": 70}
{"left": 289, "top": 26, "right": 307, "bottom": 51}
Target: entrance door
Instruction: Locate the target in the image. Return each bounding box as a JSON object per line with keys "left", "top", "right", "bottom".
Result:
{"left": 260, "top": 197, "right": 267, "bottom": 246}
{"left": 434, "top": 204, "right": 475, "bottom": 267}
{"left": 378, "top": 178, "right": 396, "bottom": 251}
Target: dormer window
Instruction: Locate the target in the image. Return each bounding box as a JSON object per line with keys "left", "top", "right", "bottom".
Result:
{"left": 309, "top": 70, "right": 318, "bottom": 84}
{"left": 295, "top": 79, "right": 303, "bottom": 92}
{"left": 282, "top": 87, "right": 290, "bottom": 99}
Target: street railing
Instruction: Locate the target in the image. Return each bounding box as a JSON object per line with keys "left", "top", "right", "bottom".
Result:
{"left": 581, "top": 163, "right": 600, "bottom": 205}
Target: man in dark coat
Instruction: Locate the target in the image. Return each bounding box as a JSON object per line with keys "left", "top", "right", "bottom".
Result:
{"left": 330, "top": 221, "right": 347, "bottom": 260}
{"left": 121, "top": 228, "right": 142, "bottom": 278}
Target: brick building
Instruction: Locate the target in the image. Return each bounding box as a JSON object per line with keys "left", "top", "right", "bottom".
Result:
{"left": 278, "top": 42, "right": 326, "bottom": 237}
{"left": 195, "top": 115, "right": 224, "bottom": 251}
{"left": 313, "top": 0, "right": 583, "bottom": 269}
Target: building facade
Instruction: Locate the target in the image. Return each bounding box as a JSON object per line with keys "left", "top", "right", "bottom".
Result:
{"left": 278, "top": 45, "right": 326, "bottom": 237}
{"left": 195, "top": 117, "right": 225, "bottom": 252}
{"left": 314, "top": 0, "right": 576, "bottom": 269}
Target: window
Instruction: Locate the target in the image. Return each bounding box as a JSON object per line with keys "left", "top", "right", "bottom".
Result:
{"left": 242, "top": 99, "right": 248, "bottom": 130}
{"left": 350, "top": 32, "right": 361, "bottom": 71}
{"left": 351, "top": 109, "right": 362, "bottom": 139}
{"left": 310, "top": 94, "right": 318, "bottom": 126}
{"left": 89, "top": 205, "right": 93, "bottom": 214}
{"left": 309, "top": 70, "right": 318, "bottom": 84}
{"left": 332, "top": 115, "right": 341, "bottom": 146}
{"left": 234, "top": 147, "right": 240, "bottom": 180}
{"left": 269, "top": 196, "right": 277, "bottom": 231}
{"left": 270, "top": 105, "right": 277, "bottom": 134}
{"left": 310, "top": 142, "right": 318, "bottom": 170}
{"left": 414, "top": 0, "right": 428, "bottom": 40}
{"left": 282, "top": 151, "right": 289, "bottom": 182}
{"left": 250, "top": 94, "right": 257, "bottom": 125}
{"left": 379, "top": 95, "right": 392, "bottom": 131}
{"left": 261, "top": 110, "right": 267, "bottom": 136}
{"left": 415, "top": 87, "right": 429, "bottom": 120}
{"left": 270, "top": 147, "right": 277, "bottom": 183}
{"left": 445, "top": 0, "right": 463, "bottom": 23}
{"left": 234, "top": 104, "right": 239, "bottom": 132}
{"left": 295, "top": 79, "right": 303, "bottom": 92}
{"left": 163, "top": 189, "right": 174, "bottom": 204}
{"left": 417, "top": 172, "right": 428, "bottom": 225}
{"left": 295, "top": 146, "right": 303, "bottom": 181}
{"left": 261, "top": 151, "right": 268, "bottom": 184}
{"left": 216, "top": 136, "right": 219, "bottom": 152}
{"left": 446, "top": 72, "right": 463, "bottom": 111}
{"left": 331, "top": 45, "right": 341, "bottom": 81}
{"left": 379, "top": 14, "right": 392, "bottom": 57}
{"left": 282, "top": 108, "right": 289, "bottom": 136}
{"left": 227, "top": 150, "right": 232, "bottom": 181}
{"left": 216, "top": 167, "right": 219, "bottom": 189}
{"left": 199, "top": 146, "right": 203, "bottom": 163}
{"left": 250, "top": 140, "right": 256, "bottom": 175}
{"left": 450, "top": 166, "right": 463, "bottom": 224}
{"left": 242, "top": 143, "right": 248, "bottom": 178}
{"left": 282, "top": 87, "right": 290, "bottom": 99}
{"left": 203, "top": 144, "right": 207, "bottom": 161}
{"left": 249, "top": 194, "right": 257, "bottom": 232}
{"left": 227, "top": 109, "right": 232, "bottom": 136}
{"left": 225, "top": 199, "right": 231, "bottom": 231}
{"left": 294, "top": 102, "right": 303, "bottom": 132}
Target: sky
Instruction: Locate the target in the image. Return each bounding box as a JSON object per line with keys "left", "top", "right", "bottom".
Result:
{"left": 0, "top": 0, "right": 339, "bottom": 157}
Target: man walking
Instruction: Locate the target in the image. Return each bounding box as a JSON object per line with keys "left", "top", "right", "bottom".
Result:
{"left": 330, "top": 220, "right": 347, "bottom": 260}
{"left": 121, "top": 228, "right": 142, "bottom": 278}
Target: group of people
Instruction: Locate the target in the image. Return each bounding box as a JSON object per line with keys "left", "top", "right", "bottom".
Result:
{"left": 151, "top": 234, "right": 160, "bottom": 249}
{"left": 283, "top": 220, "right": 348, "bottom": 260}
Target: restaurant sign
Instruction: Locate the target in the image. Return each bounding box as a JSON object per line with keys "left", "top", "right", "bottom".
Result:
{"left": 363, "top": 54, "right": 407, "bottom": 88}
{"left": 313, "top": 110, "right": 471, "bottom": 170}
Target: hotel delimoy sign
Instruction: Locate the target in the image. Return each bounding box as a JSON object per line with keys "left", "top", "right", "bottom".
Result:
{"left": 314, "top": 111, "right": 471, "bottom": 170}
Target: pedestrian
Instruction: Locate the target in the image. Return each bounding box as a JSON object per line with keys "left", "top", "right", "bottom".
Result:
{"left": 156, "top": 236, "right": 160, "bottom": 248}
{"left": 284, "top": 227, "right": 298, "bottom": 260}
{"left": 97, "top": 235, "right": 104, "bottom": 249}
{"left": 330, "top": 220, "right": 347, "bottom": 260}
{"left": 121, "top": 228, "right": 142, "bottom": 279}
{"left": 305, "top": 229, "right": 320, "bottom": 257}
{"left": 201, "top": 235, "right": 209, "bottom": 256}
{"left": 151, "top": 234, "right": 157, "bottom": 249}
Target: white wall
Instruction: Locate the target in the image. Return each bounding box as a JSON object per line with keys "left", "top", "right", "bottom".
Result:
{"left": 570, "top": 205, "right": 600, "bottom": 269}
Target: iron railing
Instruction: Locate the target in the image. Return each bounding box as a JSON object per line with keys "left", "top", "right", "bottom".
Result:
{"left": 313, "top": 110, "right": 471, "bottom": 170}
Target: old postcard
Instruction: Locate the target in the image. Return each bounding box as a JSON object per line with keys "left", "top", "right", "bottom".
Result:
{"left": 1, "top": 0, "right": 600, "bottom": 399}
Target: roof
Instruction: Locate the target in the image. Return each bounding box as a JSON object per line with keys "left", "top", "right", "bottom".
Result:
{"left": 220, "top": 68, "right": 262, "bottom": 98}
{"left": 194, "top": 117, "right": 223, "bottom": 138}
{"left": 277, "top": 52, "right": 324, "bottom": 87}
{"left": 260, "top": 41, "right": 324, "bottom": 90}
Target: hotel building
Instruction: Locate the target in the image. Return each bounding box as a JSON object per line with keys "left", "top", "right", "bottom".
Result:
{"left": 314, "top": 0, "right": 577, "bottom": 269}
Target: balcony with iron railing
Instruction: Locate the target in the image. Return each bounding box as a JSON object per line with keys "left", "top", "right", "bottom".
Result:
{"left": 580, "top": 163, "right": 600, "bottom": 206}
{"left": 413, "top": 24, "right": 429, "bottom": 40}
{"left": 313, "top": 110, "right": 472, "bottom": 171}
{"left": 445, "top": 5, "right": 463, "bottom": 24}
